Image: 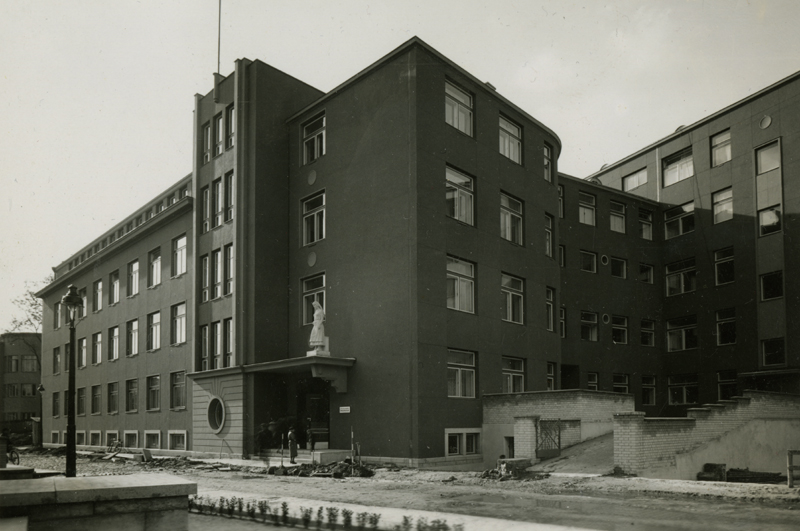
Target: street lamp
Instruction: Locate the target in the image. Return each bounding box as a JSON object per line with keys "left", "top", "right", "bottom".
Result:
{"left": 62, "top": 285, "right": 83, "bottom": 478}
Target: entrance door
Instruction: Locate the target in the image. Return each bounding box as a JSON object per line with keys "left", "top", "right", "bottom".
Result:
{"left": 296, "top": 378, "right": 330, "bottom": 448}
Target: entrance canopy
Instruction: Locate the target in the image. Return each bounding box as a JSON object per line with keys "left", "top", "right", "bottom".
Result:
{"left": 244, "top": 356, "right": 356, "bottom": 393}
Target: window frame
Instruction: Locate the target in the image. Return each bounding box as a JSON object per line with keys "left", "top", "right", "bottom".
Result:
{"left": 610, "top": 257, "right": 627, "bottom": 279}
{"left": 760, "top": 271, "right": 783, "bottom": 301}
{"left": 642, "top": 376, "right": 656, "bottom": 405}
{"left": 587, "top": 372, "right": 599, "bottom": 391}
{"left": 501, "top": 273, "right": 524, "bottom": 325}
{"left": 640, "top": 319, "right": 655, "bottom": 347}
{"left": 664, "top": 202, "right": 695, "bottom": 239}
{"left": 447, "top": 256, "right": 475, "bottom": 314}
{"left": 762, "top": 338, "right": 785, "bottom": 367}
{"left": 445, "top": 166, "right": 475, "bottom": 226}
{"left": 714, "top": 247, "right": 735, "bottom": 285}
{"left": 225, "top": 105, "right": 235, "bottom": 149}
{"left": 545, "top": 287, "right": 555, "bottom": 332}
{"left": 500, "top": 192, "right": 523, "bottom": 245}
{"left": 545, "top": 213, "right": 554, "bottom": 257}
{"left": 107, "top": 382, "right": 119, "bottom": 414}
{"left": 146, "top": 311, "right": 161, "bottom": 351}
{"left": 716, "top": 308, "right": 736, "bottom": 346}
{"left": 109, "top": 270, "right": 120, "bottom": 305}
{"left": 499, "top": 115, "right": 522, "bottom": 164}
{"left": 126, "top": 319, "right": 139, "bottom": 357}
{"left": 711, "top": 130, "right": 731, "bottom": 167}
{"left": 580, "top": 311, "right": 599, "bottom": 342}
{"left": 666, "top": 315, "right": 698, "bottom": 352}
{"left": 662, "top": 148, "right": 694, "bottom": 187}
{"left": 146, "top": 375, "right": 160, "bottom": 411}
{"left": 543, "top": 144, "right": 553, "bottom": 182}
{"left": 612, "top": 373, "right": 629, "bottom": 393}
{"left": 501, "top": 356, "right": 525, "bottom": 393}
{"left": 147, "top": 248, "right": 161, "bottom": 288}
{"left": 578, "top": 192, "right": 596, "bottom": 226}
{"left": 444, "top": 81, "right": 473, "bottom": 136}
{"left": 171, "top": 303, "right": 187, "bottom": 345}
{"left": 758, "top": 205, "right": 782, "bottom": 236}
{"left": 302, "top": 112, "right": 326, "bottom": 165}
{"left": 611, "top": 316, "right": 628, "bottom": 345}
{"left": 579, "top": 250, "right": 597, "bottom": 273}
{"left": 302, "top": 191, "right": 326, "bottom": 246}
{"left": 170, "top": 371, "right": 186, "bottom": 410}
{"left": 125, "top": 379, "right": 138, "bottom": 413}
{"left": 712, "top": 188, "right": 733, "bottom": 224}
{"left": 639, "top": 209, "right": 653, "bottom": 240}
{"left": 92, "top": 279, "right": 103, "bottom": 312}
{"left": 609, "top": 201, "right": 626, "bottom": 233}
{"left": 172, "top": 235, "right": 187, "bottom": 277}
{"left": 668, "top": 374, "right": 699, "bottom": 405}
{"left": 302, "top": 273, "right": 326, "bottom": 325}
{"left": 665, "top": 257, "right": 697, "bottom": 296}
{"left": 447, "top": 349, "right": 476, "bottom": 399}
{"left": 622, "top": 168, "right": 647, "bottom": 192}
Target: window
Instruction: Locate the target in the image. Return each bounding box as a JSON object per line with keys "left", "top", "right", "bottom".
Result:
{"left": 559, "top": 308, "right": 566, "bottom": 338}
{"left": 622, "top": 168, "right": 647, "bottom": 192}
{"left": 668, "top": 374, "right": 698, "bottom": 405}
{"left": 171, "top": 303, "right": 186, "bottom": 345}
{"left": 610, "top": 202, "right": 626, "bottom": 233}
{"left": 543, "top": 144, "right": 553, "bottom": 182}
{"left": 502, "top": 357, "right": 524, "bottom": 393}
{"left": 225, "top": 105, "right": 235, "bottom": 148}
{"left": 109, "top": 271, "right": 119, "bottom": 304}
{"left": 302, "top": 273, "right": 326, "bottom": 325}
{"left": 718, "top": 370, "right": 737, "bottom": 400}
{"left": 303, "top": 112, "right": 326, "bottom": 164}
{"left": 445, "top": 167, "right": 474, "bottom": 225}
{"left": 92, "top": 332, "right": 102, "bottom": 365}
{"left": 202, "top": 186, "right": 210, "bottom": 233}
{"left": 171, "top": 371, "right": 186, "bottom": 409}
{"left": 587, "top": 372, "right": 598, "bottom": 391}
{"left": 78, "top": 338, "right": 87, "bottom": 368}
{"left": 642, "top": 376, "right": 656, "bottom": 405}
{"left": 212, "top": 249, "right": 222, "bottom": 298}
{"left": 759, "top": 205, "right": 781, "bottom": 235}
{"left": 106, "top": 431, "right": 120, "bottom": 447}
{"left": 169, "top": 431, "right": 187, "bottom": 450}
{"left": 613, "top": 373, "right": 629, "bottom": 393}
{"left": 580, "top": 312, "right": 598, "bottom": 341}
{"left": 610, "top": 257, "right": 627, "bottom": 279}
{"left": 6, "top": 355, "right": 19, "bottom": 373}
{"left": 662, "top": 148, "right": 694, "bottom": 187}
{"left": 639, "top": 209, "right": 653, "bottom": 240}
{"left": 224, "top": 244, "right": 233, "bottom": 295}
{"left": 664, "top": 202, "right": 694, "bottom": 239}
{"left": 77, "top": 387, "right": 86, "bottom": 415}
{"left": 52, "top": 392, "right": 60, "bottom": 417}
{"left": 711, "top": 130, "right": 731, "bottom": 167}
{"left": 546, "top": 362, "right": 556, "bottom": 390}
{"left": 93, "top": 279, "right": 103, "bottom": 311}
{"left": 126, "top": 379, "right": 138, "bottom": 412}
{"left": 446, "top": 430, "right": 480, "bottom": 456}
{"left": 641, "top": 320, "right": 655, "bottom": 347}
{"left": 715, "top": 308, "right": 736, "bottom": 346}
{"left": 147, "top": 312, "right": 161, "bottom": 351}
{"left": 545, "top": 214, "right": 553, "bottom": 256}
{"left": 148, "top": 248, "right": 161, "bottom": 287}
{"left": 52, "top": 347, "right": 60, "bottom": 374}
{"left": 202, "top": 122, "right": 211, "bottom": 163}
{"left": 201, "top": 254, "right": 209, "bottom": 302}
{"left": 108, "top": 382, "right": 118, "bottom": 414}
{"left": 447, "top": 257, "right": 475, "bottom": 313}
{"left": 500, "top": 193, "right": 523, "bottom": 245}
{"left": 199, "top": 325, "right": 209, "bottom": 371}
{"left": 212, "top": 178, "right": 223, "bottom": 228}
{"left": 303, "top": 192, "right": 325, "bottom": 245}
{"left": 666, "top": 258, "right": 696, "bottom": 296}
{"left": 5, "top": 384, "right": 19, "bottom": 397}
{"left": 499, "top": 116, "right": 521, "bottom": 163}
{"left": 90, "top": 431, "right": 101, "bottom": 446}
{"left": 667, "top": 315, "right": 697, "bottom": 351}
{"left": 639, "top": 263, "right": 654, "bottom": 284}
{"left": 145, "top": 431, "right": 161, "bottom": 450}
{"left": 212, "top": 322, "right": 222, "bottom": 369}
{"left": 105, "top": 326, "right": 118, "bottom": 361}
{"left": 558, "top": 245, "right": 565, "bottom": 268}
{"left": 756, "top": 141, "right": 780, "bottom": 174}
{"left": 224, "top": 318, "right": 234, "bottom": 367}
{"left": 126, "top": 319, "right": 139, "bottom": 356}
{"left": 91, "top": 385, "right": 101, "bottom": 414}
{"left": 558, "top": 185, "right": 564, "bottom": 218}
{"left": 713, "top": 188, "right": 733, "bottom": 224}
{"left": 172, "top": 235, "right": 187, "bottom": 276}
{"left": 214, "top": 114, "right": 223, "bottom": 156}
{"left": 127, "top": 260, "right": 139, "bottom": 296}
{"left": 763, "top": 338, "right": 785, "bottom": 366}
{"left": 146, "top": 376, "right": 160, "bottom": 411}
{"left": 53, "top": 301, "right": 61, "bottom": 329}
{"left": 64, "top": 345, "right": 70, "bottom": 373}
{"left": 444, "top": 82, "right": 472, "bottom": 136}
{"left": 21, "top": 355, "right": 36, "bottom": 372}
{"left": 761, "top": 271, "right": 783, "bottom": 300}
{"left": 447, "top": 349, "right": 475, "bottom": 398}
{"left": 78, "top": 288, "right": 87, "bottom": 318}
{"left": 611, "top": 316, "right": 628, "bottom": 344}
{"left": 578, "top": 192, "right": 596, "bottom": 225}
{"left": 580, "top": 251, "right": 597, "bottom": 273}
{"left": 124, "top": 431, "right": 138, "bottom": 449}
{"left": 224, "top": 171, "right": 234, "bottom": 222}
{"left": 713, "top": 248, "right": 734, "bottom": 285}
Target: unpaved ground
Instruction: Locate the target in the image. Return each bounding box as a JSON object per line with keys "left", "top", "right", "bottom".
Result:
{"left": 19, "top": 452, "right": 800, "bottom": 530}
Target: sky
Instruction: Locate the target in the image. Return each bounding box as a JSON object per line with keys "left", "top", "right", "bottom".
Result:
{"left": 1, "top": 0, "right": 799, "bottom": 330}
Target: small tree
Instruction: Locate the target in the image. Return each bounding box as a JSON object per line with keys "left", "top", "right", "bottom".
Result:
{"left": 4, "top": 275, "right": 53, "bottom": 371}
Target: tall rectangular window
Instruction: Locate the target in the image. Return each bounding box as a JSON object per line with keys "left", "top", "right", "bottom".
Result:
{"left": 498, "top": 115, "right": 521, "bottom": 163}
{"left": 146, "top": 375, "right": 160, "bottom": 411}
{"left": 668, "top": 374, "right": 698, "bottom": 405}
{"left": 127, "top": 260, "right": 139, "bottom": 296}
{"left": 580, "top": 250, "right": 597, "bottom": 273}
{"left": 447, "top": 349, "right": 475, "bottom": 398}
{"left": 558, "top": 185, "right": 564, "bottom": 218}
{"left": 78, "top": 337, "right": 87, "bottom": 368}
{"left": 611, "top": 316, "right": 628, "bottom": 344}
{"left": 713, "top": 188, "right": 733, "bottom": 224}
{"left": 92, "top": 332, "right": 102, "bottom": 365}
{"left": 108, "top": 382, "right": 119, "bottom": 413}
{"left": 91, "top": 385, "right": 101, "bottom": 414}
{"left": 224, "top": 171, "right": 234, "bottom": 222}
{"left": 171, "top": 303, "right": 186, "bottom": 345}
{"left": 501, "top": 274, "right": 523, "bottom": 324}
{"left": 212, "top": 178, "right": 223, "bottom": 228}
{"left": 225, "top": 105, "right": 235, "bottom": 149}
{"left": 666, "top": 258, "right": 696, "bottom": 296}
{"left": 641, "top": 319, "right": 655, "bottom": 347}
{"left": 54, "top": 302, "right": 61, "bottom": 329}
{"left": 302, "top": 274, "right": 326, "bottom": 325}
{"left": 545, "top": 214, "right": 553, "bottom": 256}
{"left": 108, "top": 326, "right": 119, "bottom": 360}
{"left": 587, "top": 372, "right": 598, "bottom": 391}
{"left": 109, "top": 271, "right": 119, "bottom": 304}
{"left": 147, "top": 312, "right": 161, "bottom": 351}
{"left": 214, "top": 114, "right": 223, "bottom": 156}
{"left": 303, "top": 192, "right": 326, "bottom": 245}
{"left": 500, "top": 193, "right": 523, "bottom": 245}
{"left": 545, "top": 287, "right": 555, "bottom": 331}
{"left": 126, "top": 319, "right": 139, "bottom": 356}
{"left": 200, "top": 325, "right": 209, "bottom": 371}
{"left": 609, "top": 202, "right": 626, "bottom": 233}
{"left": 546, "top": 362, "right": 556, "bottom": 390}
{"left": 639, "top": 209, "right": 653, "bottom": 240}
{"left": 502, "top": 357, "right": 524, "bottom": 393}
{"left": 558, "top": 245, "right": 565, "bottom": 268}
{"left": 761, "top": 271, "right": 783, "bottom": 300}
{"left": 78, "top": 288, "right": 87, "bottom": 318}
{"left": 224, "top": 318, "right": 234, "bottom": 367}
{"left": 201, "top": 186, "right": 210, "bottom": 233}
{"left": 444, "top": 82, "right": 472, "bottom": 136}
{"left": 718, "top": 370, "right": 737, "bottom": 400}
{"left": 446, "top": 256, "right": 475, "bottom": 313}
{"left": 93, "top": 280, "right": 103, "bottom": 311}
{"left": 52, "top": 347, "right": 60, "bottom": 374}
{"left": 77, "top": 388, "right": 86, "bottom": 416}
{"left": 711, "top": 130, "right": 731, "bottom": 167}
{"left": 543, "top": 144, "right": 553, "bottom": 182}
{"left": 212, "top": 322, "right": 222, "bottom": 369}
{"left": 212, "top": 249, "right": 222, "bottom": 299}
{"left": 580, "top": 312, "right": 598, "bottom": 341}
{"left": 202, "top": 122, "right": 211, "bottom": 163}
{"left": 559, "top": 307, "right": 566, "bottom": 338}
{"left": 170, "top": 372, "right": 186, "bottom": 409}
{"left": 303, "top": 112, "right": 326, "bottom": 164}
{"left": 762, "top": 338, "right": 785, "bottom": 366}
{"left": 148, "top": 248, "right": 161, "bottom": 287}
{"left": 714, "top": 248, "right": 734, "bottom": 285}
{"left": 612, "top": 374, "right": 629, "bottom": 393}
{"left": 201, "top": 254, "right": 209, "bottom": 302}
{"left": 446, "top": 167, "right": 474, "bottom": 226}
{"left": 639, "top": 263, "right": 654, "bottom": 284}
{"left": 622, "top": 168, "right": 647, "bottom": 191}
{"left": 578, "top": 192, "right": 595, "bottom": 225}
{"left": 759, "top": 205, "right": 782, "bottom": 235}
{"left": 716, "top": 308, "right": 736, "bottom": 345}
{"left": 126, "top": 379, "right": 138, "bottom": 412}
{"left": 224, "top": 244, "right": 234, "bottom": 295}
{"left": 664, "top": 202, "right": 695, "bottom": 239}
{"left": 642, "top": 376, "right": 656, "bottom": 405}
{"left": 667, "top": 315, "right": 698, "bottom": 352}
{"left": 663, "top": 148, "right": 694, "bottom": 187}
{"left": 756, "top": 141, "right": 780, "bottom": 174}
{"left": 172, "top": 235, "right": 187, "bottom": 276}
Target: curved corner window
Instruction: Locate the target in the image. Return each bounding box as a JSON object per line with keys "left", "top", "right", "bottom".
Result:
{"left": 207, "top": 396, "right": 225, "bottom": 433}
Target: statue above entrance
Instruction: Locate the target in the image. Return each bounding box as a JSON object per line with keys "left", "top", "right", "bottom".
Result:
{"left": 308, "top": 301, "right": 330, "bottom": 356}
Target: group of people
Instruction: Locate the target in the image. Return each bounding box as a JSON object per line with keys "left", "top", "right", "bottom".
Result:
{"left": 255, "top": 421, "right": 316, "bottom": 464}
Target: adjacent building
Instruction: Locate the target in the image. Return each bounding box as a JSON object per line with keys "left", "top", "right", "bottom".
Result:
{"left": 37, "top": 37, "right": 800, "bottom": 467}
{"left": 1, "top": 333, "right": 42, "bottom": 438}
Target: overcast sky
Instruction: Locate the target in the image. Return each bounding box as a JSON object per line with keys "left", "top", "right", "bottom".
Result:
{"left": 2, "top": 0, "right": 799, "bottom": 330}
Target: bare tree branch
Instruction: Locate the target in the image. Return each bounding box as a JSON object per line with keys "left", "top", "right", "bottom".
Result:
{"left": 5, "top": 274, "right": 53, "bottom": 370}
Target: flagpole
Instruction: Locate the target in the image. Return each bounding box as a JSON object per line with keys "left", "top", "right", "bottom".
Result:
{"left": 217, "top": 0, "right": 222, "bottom": 74}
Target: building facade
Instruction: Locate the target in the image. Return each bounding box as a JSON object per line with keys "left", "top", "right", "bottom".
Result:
{"left": 37, "top": 37, "right": 800, "bottom": 465}
{"left": 1, "top": 333, "right": 42, "bottom": 438}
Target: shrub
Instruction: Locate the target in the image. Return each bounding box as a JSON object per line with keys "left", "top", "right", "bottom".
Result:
{"left": 282, "top": 501, "right": 290, "bottom": 526}
{"left": 342, "top": 508, "right": 353, "bottom": 529}
{"left": 326, "top": 507, "right": 340, "bottom": 528}
{"left": 368, "top": 513, "right": 381, "bottom": 530}
{"left": 300, "top": 506, "right": 313, "bottom": 529}
{"left": 356, "top": 512, "right": 369, "bottom": 530}
{"left": 316, "top": 507, "right": 325, "bottom": 529}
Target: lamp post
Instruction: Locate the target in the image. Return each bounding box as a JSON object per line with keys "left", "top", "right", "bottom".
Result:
{"left": 62, "top": 285, "right": 83, "bottom": 478}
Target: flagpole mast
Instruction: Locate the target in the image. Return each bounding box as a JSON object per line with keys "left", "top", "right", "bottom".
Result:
{"left": 217, "top": 0, "right": 221, "bottom": 74}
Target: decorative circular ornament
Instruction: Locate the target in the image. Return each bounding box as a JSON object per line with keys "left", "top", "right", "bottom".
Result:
{"left": 207, "top": 396, "right": 226, "bottom": 433}
{"left": 759, "top": 115, "right": 772, "bottom": 129}
{"left": 602, "top": 314, "right": 610, "bottom": 324}
{"left": 307, "top": 170, "right": 317, "bottom": 185}
{"left": 307, "top": 252, "right": 317, "bottom": 267}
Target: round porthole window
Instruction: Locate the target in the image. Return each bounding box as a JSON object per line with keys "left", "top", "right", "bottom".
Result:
{"left": 602, "top": 314, "right": 611, "bottom": 324}
{"left": 207, "top": 397, "right": 225, "bottom": 433}
{"left": 600, "top": 255, "right": 609, "bottom": 266}
{"left": 759, "top": 115, "right": 772, "bottom": 130}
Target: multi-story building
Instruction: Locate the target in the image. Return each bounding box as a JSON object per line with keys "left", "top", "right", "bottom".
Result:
{"left": 37, "top": 37, "right": 800, "bottom": 467}
{"left": 1, "top": 333, "right": 42, "bottom": 438}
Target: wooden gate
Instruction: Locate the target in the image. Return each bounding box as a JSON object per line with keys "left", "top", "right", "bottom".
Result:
{"left": 536, "top": 418, "right": 561, "bottom": 459}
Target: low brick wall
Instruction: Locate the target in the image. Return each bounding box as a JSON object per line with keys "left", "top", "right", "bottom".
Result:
{"left": 614, "top": 391, "right": 800, "bottom": 479}
{"left": 0, "top": 473, "right": 196, "bottom": 531}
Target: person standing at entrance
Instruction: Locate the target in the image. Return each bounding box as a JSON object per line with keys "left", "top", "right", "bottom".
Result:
{"left": 288, "top": 427, "right": 298, "bottom": 464}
